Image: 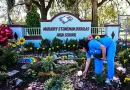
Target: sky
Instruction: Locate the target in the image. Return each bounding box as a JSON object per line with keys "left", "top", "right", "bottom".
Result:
{"left": 0, "top": 0, "right": 130, "bottom": 24}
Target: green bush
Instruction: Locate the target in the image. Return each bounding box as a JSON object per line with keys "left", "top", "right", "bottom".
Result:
{"left": 40, "top": 39, "right": 51, "bottom": 52}
{"left": 24, "top": 42, "right": 35, "bottom": 49}
{"left": 0, "top": 46, "right": 18, "bottom": 70}
{"left": 52, "top": 37, "right": 63, "bottom": 52}
{"left": 117, "top": 48, "right": 130, "bottom": 67}
{"left": 67, "top": 39, "right": 78, "bottom": 51}
{"left": 25, "top": 6, "right": 40, "bottom": 27}
{"left": 44, "top": 76, "right": 74, "bottom": 90}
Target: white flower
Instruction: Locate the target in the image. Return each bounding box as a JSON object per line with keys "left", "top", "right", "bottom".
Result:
{"left": 117, "top": 67, "right": 123, "bottom": 71}
{"left": 117, "top": 67, "right": 126, "bottom": 73}
{"left": 77, "top": 71, "right": 82, "bottom": 76}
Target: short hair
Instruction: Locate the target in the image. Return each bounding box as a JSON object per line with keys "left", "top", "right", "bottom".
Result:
{"left": 78, "top": 39, "right": 90, "bottom": 51}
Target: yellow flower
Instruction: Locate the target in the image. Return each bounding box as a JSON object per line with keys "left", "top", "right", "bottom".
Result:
{"left": 8, "top": 43, "right": 12, "bottom": 46}
{"left": 42, "top": 58, "right": 46, "bottom": 60}
{"left": 18, "top": 38, "right": 26, "bottom": 45}
{"left": 16, "top": 41, "right": 20, "bottom": 45}
{"left": 62, "top": 56, "right": 65, "bottom": 60}
{"left": 49, "top": 48, "right": 51, "bottom": 50}
{"left": 56, "top": 46, "right": 59, "bottom": 48}
{"left": 81, "top": 57, "right": 85, "bottom": 60}
{"left": 50, "top": 56, "right": 53, "bottom": 59}
{"left": 124, "top": 77, "right": 130, "bottom": 82}
{"left": 12, "top": 44, "right": 16, "bottom": 48}
{"left": 95, "top": 35, "right": 100, "bottom": 39}
{"left": 42, "top": 48, "right": 45, "bottom": 50}
{"left": 24, "top": 48, "right": 27, "bottom": 51}
{"left": 68, "top": 45, "right": 70, "bottom": 47}
{"left": 62, "top": 56, "right": 67, "bottom": 60}
{"left": 52, "top": 47, "right": 54, "bottom": 49}
{"left": 37, "top": 48, "right": 39, "bottom": 50}
{"left": 46, "top": 56, "right": 49, "bottom": 59}
{"left": 64, "top": 44, "right": 66, "bottom": 47}
{"left": 124, "top": 59, "right": 128, "bottom": 64}
{"left": 30, "top": 47, "right": 32, "bottom": 50}
{"left": 73, "top": 45, "right": 75, "bottom": 47}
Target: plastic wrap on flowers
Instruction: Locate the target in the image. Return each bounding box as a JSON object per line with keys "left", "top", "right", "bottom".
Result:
{"left": 0, "top": 24, "right": 13, "bottom": 46}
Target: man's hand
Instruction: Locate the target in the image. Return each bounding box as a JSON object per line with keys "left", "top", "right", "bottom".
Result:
{"left": 82, "top": 70, "right": 87, "bottom": 76}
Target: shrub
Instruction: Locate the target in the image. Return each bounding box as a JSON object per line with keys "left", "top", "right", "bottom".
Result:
{"left": 25, "top": 6, "right": 40, "bottom": 27}
{"left": 0, "top": 46, "right": 18, "bottom": 70}
{"left": 40, "top": 39, "right": 51, "bottom": 52}
{"left": 52, "top": 37, "right": 63, "bottom": 52}
{"left": 66, "top": 39, "right": 78, "bottom": 51}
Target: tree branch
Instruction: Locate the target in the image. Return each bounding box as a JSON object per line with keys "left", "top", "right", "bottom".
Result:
{"left": 126, "top": 0, "right": 130, "bottom": 6}
{"left": 97, "top": 0, "right": 107, "bottom": 7}
{"left": 32, "top": 0, "right": 41, "bottom": 9}
{"left": 46, "top": 0, "right": 54, "bottom": 11}
{"left": 9, "top": 3, "right": 25, "bottom": 12}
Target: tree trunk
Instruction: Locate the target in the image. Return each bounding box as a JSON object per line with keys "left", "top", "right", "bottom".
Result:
{"left": 92, "top": 0, "right": 98, "bottom": 27}
{"left": 39, "top": 0, "right": 54, "bottom": 20}
{"left": 40, "top": 7, "right": 47, "bottom": 20}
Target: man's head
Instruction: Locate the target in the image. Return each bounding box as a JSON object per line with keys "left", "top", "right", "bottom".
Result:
{"left": 78, "top": 39, "right": 89, "bottom": 52}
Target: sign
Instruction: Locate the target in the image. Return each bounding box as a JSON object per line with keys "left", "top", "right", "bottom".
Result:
{"left": 41, "top": 12, "right": 91, "bottom": 41}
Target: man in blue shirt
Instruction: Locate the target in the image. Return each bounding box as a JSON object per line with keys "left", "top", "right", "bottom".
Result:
{"left": 78, "top": 36, "right": 116, "bottom": 84}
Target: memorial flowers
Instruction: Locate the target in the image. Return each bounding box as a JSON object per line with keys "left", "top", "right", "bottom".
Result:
{"left": 18, "top": 38, "right": 26, "bottom": 45}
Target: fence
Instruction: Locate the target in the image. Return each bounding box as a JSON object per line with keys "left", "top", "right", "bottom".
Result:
{"left": 91, "top": 27, "right": 105, "bottom": 35}
{"left": 24, "top": 27, "right": 106, "bottom": 36}
{"left": 24, "top": 27, "right": 41, "bottom": 36}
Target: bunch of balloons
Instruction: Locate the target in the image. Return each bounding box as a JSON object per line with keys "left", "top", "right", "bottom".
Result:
{"left": 0, "top": 24, "right": 13, "bottom": 46}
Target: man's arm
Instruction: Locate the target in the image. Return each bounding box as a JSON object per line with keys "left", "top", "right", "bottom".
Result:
{"left": 100, "top": 44, "right": 106, "bottom": 60}
{"left": 82, "top": 58, "right": 91, "bottom": 76}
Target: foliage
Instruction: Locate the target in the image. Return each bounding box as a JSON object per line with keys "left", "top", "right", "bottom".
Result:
{"left": 54, "top": 64, "right": 78, "bottom": 75}
{"left": 0, "top": 49, "right": 4, "bottom": 56}
{"left": 0, "top": 65, "right": 7, "bottom": 71}
{"left": 25, "top": 6, "right": 40, "bottom": 27}
{"left": 52, "top": 37, "right": 63, "bottom": 52}
{"left": 66, "top": 39, "right": 78, "bottom": 51}
{"left": 24, "top": 42, "right": 34, "bottom": 48}
{"left": 0, "top": 46, "right": 18, "bottom": 70}
{"left": 23, "top": 69, "right": 36, "bottom": 80}
{"left": 30, "top": 63, "right": 41, "bottom": 72}
{"left": 117, "top": 48, "right": 130, "bottom": 67}
{"left": 44, "top": 76, "right": 74, "bottom": 90}
{"left": 40, "top": 39, "right": 51, "bottom": 51}
{"left": 94, "top": 74, "right": 106, "bottom": 84}
{"left": 98, "top": 4, "right": 118, "bottom": 26}
{"left": 0, "top": 72, "right": 7, "bottom": 81}
{"left": 57, "top": 0, "right": 76, "bottom": 10}
{"left": 41, "top": 59, "right": 54, "bottom": 72}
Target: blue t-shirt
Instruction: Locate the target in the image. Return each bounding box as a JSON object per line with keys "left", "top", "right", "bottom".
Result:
{"left": 86, "top": 36, "right": 113, "bottom": 58}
